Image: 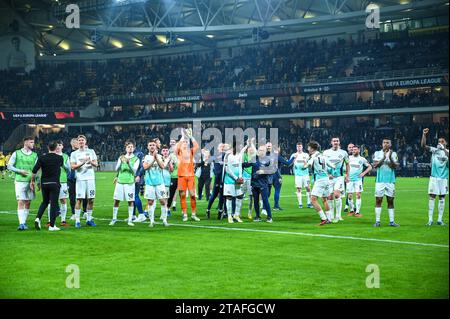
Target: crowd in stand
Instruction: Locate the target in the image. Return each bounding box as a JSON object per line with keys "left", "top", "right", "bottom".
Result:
{"left": 100, "top": 88, "right": 447, "bottom": 121}
{"left": 0, "top": 31, "right": 447, "bottom": 110}
{"left": 352, "top": 34, "right": 449, "bottom": 76}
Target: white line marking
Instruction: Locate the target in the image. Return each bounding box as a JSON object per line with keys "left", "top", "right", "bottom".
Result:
{"left": 162, "top": 222, "right": 449, "bottom": 249}
{"left": 1, "top": 211, "right": 447, "bottom": 249}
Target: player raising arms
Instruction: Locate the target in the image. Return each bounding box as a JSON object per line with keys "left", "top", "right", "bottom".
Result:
{"left": 307, "top": 141, "right": 336, "bottom": 226}
{"left": 323, "top": 137, "right": 349, "bottom": 223}
{"left": 176, "top": 129, "right": 200, "bottom": 222}
{"left": 372, "top": 138, "right": 400, "bottom": 227}
{"left": 110, "top": 141, "right": 140, "bottom": 227}
{"left": 143, "top": 139, "right": 169, "bottom": 227}
{"left": 346, "top": 145, "right": 372, "bottom": 218}
{"left": 421, "top": 128, "right": 449, "bottom": 226}
{"left": 70, "top": 135, "right": 99, "bottom": 228}
{"left": 290, "top": 142, "right": 312, "bottom": 209}
{"left": 7, "top": 136, "right": 38, "bottom": 230}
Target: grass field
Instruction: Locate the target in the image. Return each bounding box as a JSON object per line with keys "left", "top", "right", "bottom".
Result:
{"left": 0, "top": 173, "right": 448, "bottom": 299}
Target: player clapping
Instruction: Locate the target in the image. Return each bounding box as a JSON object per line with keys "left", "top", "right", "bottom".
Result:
{"left": 372, "top": 138, "right": 400, "bottom": 227}
{"left": 143, "top": 139, "right": 169, "bottom": 227}
{"left": 110, "top": 141, "right": 140, "bottom": 227}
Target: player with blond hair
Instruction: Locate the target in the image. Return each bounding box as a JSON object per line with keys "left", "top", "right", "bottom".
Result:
{"left": 175, "top": 129, "right": 200, "bottom": 222}
{"left": 110, "top": 141, "right": 140, "bottom": 227}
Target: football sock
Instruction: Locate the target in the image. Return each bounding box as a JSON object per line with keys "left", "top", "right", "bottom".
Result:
{"left": 388, "top": 208, "right": 395, "bottom": 223}
{"left": 128, "top": 206, "right": 134, "bottom": 222}
{"left": 297, "top": 191, "right": 302, "bottom": 206}
{"left": 235, "top": 198, "right": 242, "bottom": 217}
{"left": 335, "top": 198, "right": 342, "bottom": 219}
{"left": 86, "top": 210, "right": 93, "bottom": 222}
{"left": 375, "top": 207, "right": 382, "bottom": 223}
{"left": 306, "top": 192, "right": 311, "bottom": 205}
{"left": 113, "top": 207, "right": 119, "bottom": 220}
{"left": 60, "top": 204, "right": 67, "bottom": 222}
{"left": 356, "top": 198, "right": 362, "bottom": 214}
{"left": 438, "top": 199, "right": 445, "bottom": 223}
{"left": 75, "top": 209, "right": 81, "bottom": 223}
{"left": 428, "top": 198, "right": 435, "bottom": 222}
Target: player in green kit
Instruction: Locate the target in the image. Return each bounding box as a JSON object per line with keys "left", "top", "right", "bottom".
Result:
{"left": 7, "top": 136, "right": 38, "bottom": 230}
{"left": 421, "top": 128, "right": 449, "bottom": 226}
{"left": 110, "top": 141, "right": 140, "bottom": 226}
{"left": 372, "top": 138, "right": 400, "bottom": 227}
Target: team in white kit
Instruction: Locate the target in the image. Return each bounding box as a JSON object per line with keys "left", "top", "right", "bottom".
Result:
{"left": 7, "top": 130, "right": 448, "bottom": 230}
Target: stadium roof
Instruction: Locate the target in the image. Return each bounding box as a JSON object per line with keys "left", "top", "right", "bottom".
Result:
{"left": 0, "top": 0, "right": 448, "bottom": 56}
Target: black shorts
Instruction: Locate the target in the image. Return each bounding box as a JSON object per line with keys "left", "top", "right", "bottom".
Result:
{"left": 0, "top": 166, "right": 5, "bottom": 172}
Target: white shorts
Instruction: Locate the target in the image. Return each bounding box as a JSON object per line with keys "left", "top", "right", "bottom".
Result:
{"left": 15, "top": 181, "right": 35, "bottom": 201}
{"left": 223, "top": 183, "right": 244, "bottom": 197}
{"left": 346, "top": 180, "right": 364, "bottom": 194}
{"left": 242, "top": 178, "right": 252, "bottom": 195}
{"left": 428, "top": 177, "right": 449, "bottom": 196}
{"left": 114, "top": 183, "right": 135, "bottom": 202}
{"left": 375, "top": 183, "right": 395, "bottom": 198}
{"left": 59, "top": 183, "right": 69, "bottom": 200}
{"left": 311, "top": 179, "right": 331, "bottom": 198}
{"left": 295, "top": 175, "right": 311, "bottom": 188}
{"left": 76, "top": 179, "right": 96, "bottom": 199}
{"left": 329, "top": 176, "right": 345, "bottom": 193}
{"left": 144, "top": 184, "right": 169, "bottom": 200}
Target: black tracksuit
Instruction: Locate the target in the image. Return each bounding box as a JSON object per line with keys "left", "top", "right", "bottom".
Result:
{"left": 244, "top": 156, "right": 277, "bottom": 219}
{"left": 32, "top": 153, "right": 63, "bottom": 227}
{"left": 196, "top": 155, "right": 212, "bottom": 201}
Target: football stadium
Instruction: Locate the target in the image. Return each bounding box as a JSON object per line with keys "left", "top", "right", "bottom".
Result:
{"left": 0, "top": 0, "right": 448, "bottom": 305}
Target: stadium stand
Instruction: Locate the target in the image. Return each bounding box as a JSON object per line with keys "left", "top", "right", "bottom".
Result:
{"left": 0, "top": 31, "right": 447, "bottom": 112}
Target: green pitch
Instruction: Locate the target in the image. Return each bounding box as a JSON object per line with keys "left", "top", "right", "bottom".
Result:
{"left": 0, "top": 173, "right": 448, "bottom": 299}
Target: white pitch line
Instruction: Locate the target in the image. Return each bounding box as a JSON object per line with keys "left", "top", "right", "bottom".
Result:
{"left": 162, "top": 222, "right": 449, "bottom": 249}
{"left": 1, "top": 211, "right": 447, "bottom": 249}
